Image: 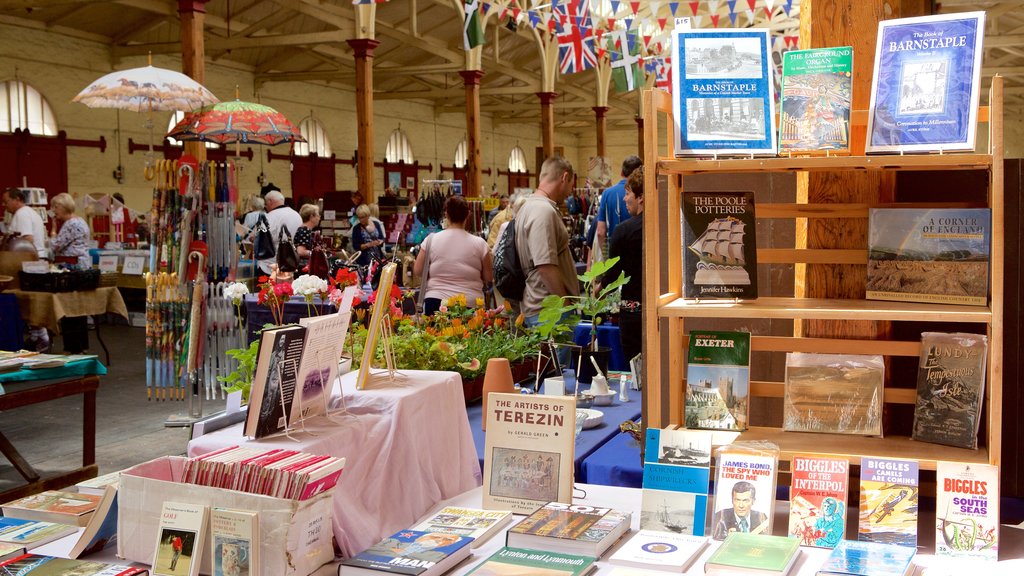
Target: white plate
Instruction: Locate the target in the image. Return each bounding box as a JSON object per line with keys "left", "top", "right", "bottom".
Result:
{"left": 578, "top": 408, "right": 604, "bottom": 429}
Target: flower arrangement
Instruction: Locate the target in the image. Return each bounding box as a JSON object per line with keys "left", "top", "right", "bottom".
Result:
{"left": 256, "top": 274, "right": 293, "bottom": 326}
{"left": 292, "top": 274, "right": 330, "bottom": 316}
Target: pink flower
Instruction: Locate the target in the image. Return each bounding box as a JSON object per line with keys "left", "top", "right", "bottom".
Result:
{"left": 439, "top": 304, "right": 448, "bottom": 313}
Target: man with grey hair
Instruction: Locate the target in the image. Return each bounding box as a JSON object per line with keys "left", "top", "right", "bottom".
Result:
{"left": 259, "top": 189, "right": 301, "bottom": 274}
{"left": 4, "top": 187, "right": 46, "bottom": 258}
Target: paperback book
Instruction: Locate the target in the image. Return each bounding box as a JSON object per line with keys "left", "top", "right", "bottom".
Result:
{"left": 0, "top": 490, "right": 100, "bottom": 527}
{"left": 0, "top": 518, "right": 77, "bottom": 550}
{"left": 75, "top": 470, "right": 121, "bottom": 496}
{"left": 608, "top": 530, "right": 709, "bottom": 573}
{"left": 685, "top": 330, "right": 751, "bottom": 431}
{"left": 711, "top": 442, "right": 779, "bottom": 541}
{"left": 244, "top": 325, "right": 305, "bottom": 438}
{"left": 151, "top": 501, "right": 209, "bottom": 576}
{"left": 788, "top": 455, "right": 850, "bottom": 548}
{"left": 182, "top": 446, "right": 345, "bottom": 500}
{"left": 935, "top": 461, "right": 998, "bottom": 561}
{"left": 817, "top": 540, "right": 916, "bottom": 576}
{"left": 291, "top": 312, "right": 350, "bottom": 424}
{"left": 68, "top": 484, "right": 119, "bottom": 558}
{"left": 705, "top": 533, "right": 801, "bottom": 576}
{"left": 912, "top": 332, "right": 988, "bottom": 449}
{"left": 0, "top": 553, "right": 148, "bottom": 575}
{"left": 867, "top": 208, "right": 991, "bottom": 306}
{"left": 867, "top": 12, "right": 986, "bottom": 153}
{"left": 411, "top": 506, "right": 513, "bottom": 548}
{"left": 211, "top": 508, "right": 258, "bottom": 576}
{"left": 783, "top": 353, "right": 884, "bottom": 436}
{"left": 858, "top": 457, "right": 919, "bottom": 547}
{"left": 506, "top": 502, "right": 631, "bottom": 558}
{"left": 779, "top": 47, "right": 853, "bottom": 153}
{"left": 339, "top": 529, "right": 472, "bottom": 576}
{"left": 682, "top": 191, "right": 757, "bottom": 300}
{"left": 0, "top": 545, "right": 24, "bottom": 561}
{"left": 671, "top": 28, "right": 777, "bottom": 156}
{"left": 640, "top": 428, "right": 712, "bottom": 536}
{"left": 465, "top": 546, "right": 596, "bottom": 576}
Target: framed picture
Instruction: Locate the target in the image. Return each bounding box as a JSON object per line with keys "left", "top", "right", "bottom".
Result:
{"left": 405, "top": 176, "right": 415, "bottom": 189}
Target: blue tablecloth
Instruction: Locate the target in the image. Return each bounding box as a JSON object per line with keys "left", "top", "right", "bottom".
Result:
{"left": 0, "top": 358, "right": 106, "bottom": 384}
{"left": 579, "top": 428, "right": 644, "bottom": 487}
{"left": 572, "top": 322, "right": 627, "bottom": 372}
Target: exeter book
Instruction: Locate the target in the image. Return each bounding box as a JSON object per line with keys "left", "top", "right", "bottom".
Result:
{"left": 685, "top": 331, "right": 751, "bottom": 431}
{"left": 935, "top": 461, "right": 998, "bottom": 561}
{"left": 411, "top": 506, "right": 513, "bottom": 548}
{"left": 912, "top": 332, "right": 988, "bottom": 449}
{"left": 640, "top": 428, "right": 712, "bottom": 536}
{"left": 671, "top": 28, "right": 777, "bottom": 156}
{"left": 817, "top": 540, "right": 916, "bottom": 576}
{"left": 858, "top": 457, "right": 919, "bottom": 547}
{"left": 788, "top": 455, "right": 850, "bottom": 548}
{"left": 339, "top": 529, "right": 472, "bottom": 576}
{"left": 0, "top": 553, "right": 148, "bottom": 575}
{"left": 608, "top": 530, "right": 709, "bottom": 572}
{"left": 0, "top": 490, "right": 100, "bottom": 527}
{"left": 711, "top": 442, "right": 779, "bottom": 541}
{"left": 291, "top": 312, "right": 349, "bottom": 424}
{"left": 705, "top": 533, "right": 801, "bottom": 576}
{"left": 0, "top": 517, "right": 77, "bottom": 549}
{"left": 682, "top": 191, "right": 757, "bottom": 299}
{"left": 465, "top": 547, "right": 597, "bottom": 576}
{"left": 783, "top": 353, "right": 884, "bottom": 436}
{"left": 779, "top": 47, "right": 853, "bottom": 153}
{"left": 482, "top": 392, "right": 576, "bottom": 514}
{"left": 210, "top": 508, "right": 258, "bottom": 576}
{"left": 151, "top": 501, "right": 208, "bottom": 576}
{"left": 867, "top": 208, "right": 991, "bottom": 306}
{"left": 867, "top": 12, "right": 985, "bottom": 153}
{"left": 244, "top": 325, "right": 305, "bottom": 438}
{"left": 506, "top": 502, "right": 631, "bottom": 558}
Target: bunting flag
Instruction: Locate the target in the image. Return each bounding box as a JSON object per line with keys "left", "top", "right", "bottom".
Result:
{"left": 611, "top": 0, "right": 621, "bottom": 14}
{"left": 689, "top": 2, "right": 699, "bottom": 16}
{"left": 629, "top": 1, "right": 641, "bottom": 15}
{"left": 764, "top": 0, "right": 776, "bottom": 11}
{"left": 708, "top": 0, "right": 722, "bottom": 11}
{"left": 710, "top": 14, "right": 720, "bottom": 27}
{"left": 655, "top": 57, "right": 673, "bottom": 93}
{"left": 528, "top": 10, "right": 541, "bottom": 29}
{"left": 658, "top": 17, "right": 668, "bottom": 30}
{"left": 692, "top": 14, "right": 703, "bottom": 27}
{"left": 557, "top": 21, "right": 598, "bottom": 73}
{"left": 669, "top": 2, "right": 680, "bottom": 16}
{"left": 609, "top": 32, "right": 644, "bottom": 92}
{"left": 747, "top": 0, "right": 756, "bottom": 9}
{"left": 463, "top": 0, "right": 485, "bottom": 50}
{"left": 624, "top": 16, "right": 634, "bottom": 29}
{"left": 784, "top": 0, "right": 795, "bottom": 15}
{"left": 729, "top": 11, "right": 738, "bottom": 25}
{"left": 727, "top": 0, "right": 738, "bottom": 15}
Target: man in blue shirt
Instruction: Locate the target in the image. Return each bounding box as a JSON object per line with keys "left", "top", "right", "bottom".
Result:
{"left": 596, "top": 155, "right": 642, "bottom": 253}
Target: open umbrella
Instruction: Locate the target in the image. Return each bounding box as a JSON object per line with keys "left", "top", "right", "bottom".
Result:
{"left": 72, "top": 65, "right": 217, "bottom": 113}
{"left": 167, "top": 99, "right": 306, "bottom": 146}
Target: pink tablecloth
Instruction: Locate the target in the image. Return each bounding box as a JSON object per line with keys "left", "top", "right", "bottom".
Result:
{"left": 186, "top": 370, "right": 482, "bottom": 557}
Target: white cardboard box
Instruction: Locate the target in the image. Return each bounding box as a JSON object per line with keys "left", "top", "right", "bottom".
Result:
{"left": 117, "top": 456, "right": 335, "bottom": 576}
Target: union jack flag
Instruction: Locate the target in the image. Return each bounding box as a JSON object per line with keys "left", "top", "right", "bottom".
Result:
{"left": 655, "top": 57, "right": 673, "bottom": 93}
{"left": 557, "top": 21, "right": 597, "bottom": 74}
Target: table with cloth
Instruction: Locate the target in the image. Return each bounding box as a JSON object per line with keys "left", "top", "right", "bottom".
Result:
{"left": 579, "top": 428, "right": 645, "bottom": 487}
{"left": 572, "top": 321, "right": 628, "bottom": 372}
{"left": 186, "top": 369, "right": 480, "bottom": 557}
{"left": 6, "top": 287, "right": 128, "bottom": 361}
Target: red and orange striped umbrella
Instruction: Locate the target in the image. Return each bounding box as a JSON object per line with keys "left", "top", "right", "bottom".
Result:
{"left": 167, "top": 99, "right": 305, "bottom": 146}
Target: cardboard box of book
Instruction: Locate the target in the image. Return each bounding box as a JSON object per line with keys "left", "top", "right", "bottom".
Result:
{"left": 116, "top": 456, "right": 335, "bottom": 576}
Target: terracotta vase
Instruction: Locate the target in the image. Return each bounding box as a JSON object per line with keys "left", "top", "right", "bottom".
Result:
{"left": 481, "top": 357, "right": 515, "bottom": 431}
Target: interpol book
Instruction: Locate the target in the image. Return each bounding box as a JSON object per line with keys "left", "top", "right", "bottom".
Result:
{"left": 640, "top": 428, "right": 713, "bottom": 537}
{"left": 682, "top": 191, "right": 757, "bottom": 300}
{"left": 858, "top": 457, "right": 919, "bottom": 548}
{"left": 779, "top": 47, "right": 853, "bottom": 153}
{"left": 671, "top": 28, "right": 777, "bottom": 156}
{"left": 935, "top": 462, "right": 998, "bottom": 561}
{"left": 685, "top": 331, "right": 751, "bottom": 431}
{"left": 787, "top": 455, "right": 849, "bottom": 548}
{"left": 866, "top": 12, "right": 985, "bottom": 153}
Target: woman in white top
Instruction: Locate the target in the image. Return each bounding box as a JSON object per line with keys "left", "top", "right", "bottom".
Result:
{"left": 414, "top": 195, "right": 492, "bottom": 315}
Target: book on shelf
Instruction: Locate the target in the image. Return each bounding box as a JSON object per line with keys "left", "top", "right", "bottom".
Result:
{"left": 338, "top": 529, "right": 473, "bottom": 576}
{"left": 411, "top": 506, "right": 513, "bottom": 548}
{"left": 608, "top": 530, "right": 709, "bottom": 573}
{"left": 685, "top": 330, "right": 751, "bottom": 431}
{"left": 912, "top": 332, "right": 988, "bottom": 449}
{"left": 779, "top": 47, "right": 853, "bottom": 153}
{"left": 711, "top": 442, "right": 779, "bottom": 541}
{"left": 465, "top": 546, "right": 597, "bottom": 576}
{"left": 244, "top": 324, "right": 305, "bottom": 438}
{"left": 210, "top": 508, "right": 259, "bottom": 576}
{"left": 68, "top": 483, "right": 119, "bottom": 559}
{"left": 705, "top": 532, "right": 801, "bottom": 576}
{"left": 682, "top": 191, "right": 757, "bottom": 300}
{"left": 858, "top": 457, "right": 919, "bottom": 548}
{"left": 640, "top": 428, "right": 712, "bottom": 536}
{"left": 482, "top": 392, "right": 576, "bottom": 514}
{"left": 935, "top": 461, "right": 999, "bottom": 561}
{"left": 291, "top": 312, "right": 350, "bottom": 424}
{"left": 0, "top": 517, "right": 77, "bottom": 550}
{"left": 74, "top": 469, "right": 121, "bottom": 496}
{"left": 506, "top": 502, "right": 631, "bottom": 558}
{"left": 866, "top": 208, "right": 991, "bottom": 307}
{"left": 671, "top": 28, "right": 777, "bottom": 156}
{"left": 0, "top": 553, "right": 148, "bottom": 575}
{"left": 0, "top": 490, "right": 100, "bottom": 527}
{"left": 817, "top": 539, "right": 917, "bottom": 576}
{"left": 783, "top": 353, "right": 884, "bottom": 436}
{"left": 151, "top": 501, "right": 209, "bottom": 576}
{"left": 181, "top": 446, "right": 346, "bottom": 500}
{"left": 788, "top": 454, "right": 850, "bottom": 548}
{"left": 866, "top": 11, "right": 986, "bottom": 153}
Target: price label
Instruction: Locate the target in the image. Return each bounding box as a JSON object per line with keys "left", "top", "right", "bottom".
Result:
{"left": 122, "top": 256, "right": 146, "bottom": 275}
{"left": 98, "top": 255, "right": 119, "bottom": 273}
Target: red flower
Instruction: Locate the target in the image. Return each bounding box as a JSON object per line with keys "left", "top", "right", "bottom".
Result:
{"left": 273, "top": 282, "right": 293, "bottom": 298}
{"left": 390, "top": 284, "right": 402, "bottom": 301}
{"left": 258, "top": 275, "right": 270, "bottom": 284}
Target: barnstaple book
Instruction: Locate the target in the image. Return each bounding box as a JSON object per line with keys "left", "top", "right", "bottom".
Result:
{"left": 788, "top": 455, "right": 850, "bottom": 548}
{"left": 0, "top": 553, "right": 148, "bottom": 575}
{"left": 672, "top": 28, "right": 777, "bottom": 156}
{"left": 466, "top": 546, "right": 597, "bottom": 576}
{"left": 859, "top": 457, "right": 919, "bottom": 547}
{"left": 338, "top": 529, "right": 472, "bottom": 576}
{"left": 779, "top": 47, "right": 853, "bottom": 152}
{"left": 640, "top": 428, "right": 712, "bottom": 536}
{"left": 482, "top": 392, "right": 575, "bottom": 513}
{"left": 682, "top": 192, "right": 757, "bottom": 299}
{"left": 935, "top": 462, "right": 999, "bottom": 561}
{"left": 609, "top": 530, "right": 709, "bottom": 573}
{"left": 867, "top": 208, "right": 991, "bottom": 306}
{"left": 506, "top": 502, "right": 631, "bottom": 558}
{"left": 867, "top": 12, "right": 985, "bottom": 153}
{"left": 784, "top": 353, "right": 883, "bottom": 436}
{"left": 817, "top": 540, "right": 916, "bottom": 576}
{"left": 0, "top": 490, "right": 100, "bottom": 527}
{"left": 705, "top": 533, "right": 801, "bottom": 576}
{"left": 245, "top": 325, "right": 305, "bottom": 438}
{"left": 912, "top": 332, "right": 988, "bottom": 449}
{"left": 411, "top": 506, "right": 512, "bottom": 548}
{"left": 685, "top": 331, "right": 751, "bottom": 431}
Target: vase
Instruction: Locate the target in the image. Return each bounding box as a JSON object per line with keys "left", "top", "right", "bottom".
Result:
{"left": 480, "top": 357, "right": 515, "bottom": 431}
{"left": 575, "top": 346, "right": 611, "bottom": 386}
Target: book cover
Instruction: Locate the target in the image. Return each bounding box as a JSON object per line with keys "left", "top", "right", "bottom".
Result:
{"left": 818, "top": 540, "right": 916, "bottom": 576}
{"left": 0, "top": 518, "right": 77, "bottom": 549}
{"left": 608, "top": 530, "right": 709, "bottom": 573}
{"left": 244, "top": 325, "right": 305, "bottom": 439}
{"left": 671, "top": 28, "right": 777, "bottom": 156}
{"left": 340, "top": 529, "right": 472, "bottom": 575}
{"left": 69, "top": 484, "right": 119, "bottom": 558}
{"left": 682, "top": 191, "right": 757, "bottom": 300}
{"left": 411, "top": 506, "right": 512, "bottom": 548}
{"left": 783, "top": 353, "right": 884, "bottom": 436}
{"left": 0, "top": 490, "right": 100, "bottom": 527}
{"left": 0, "top": 545, "right": 24, "bottom": 561}
{"left": 482, "top": 392, "right": 576, "bottom": 514}
{"left": 75, "top": 470, "right": 121, "bottom": 496}
{"left": 685, "top": 331, "right": 751, "bottom": 431}
{"left": 912, "top": 332, "right": 988, "bottom": 449}
{"left": 858, "top": 457, "right": 919, "bottom": 547}
{"left": 779, "top": 47, "right": 853, "bottom": 153}
{"left": 508, "top": 502, "right": 628, "bottom": 543}
{"left": 640, "top": 428, "right": 712, "bottom": 536}
{"left": 867, "top": 208, "right": 991, "bottom": 306}
{"left": 935, "top": 462, "right": 998, "bottom": 561}
{"left": 788, "top": 455, "right": 850, "bottom": 548}
{"left": 292, "top": 313, "right": 349, "bottom": 424}
{"left": 867, "top": 12, "right": 985, "bottom": 153}
{"left": 151, "top": 501, "right": 208, "bottom": 576}
{"left": 0, "top": 553, "right": 148, "bottom": 575}
{"left": 210, "top": 508, "right": 258, "bottom": 576}
{"left": 466, "top": 546, "right": 596, "bottom": 576}
{"left": 711, "top": 446, "right": 778, "bottom": 541}
{"left": 705, "top": 532, "right": 801, "bottom": 573}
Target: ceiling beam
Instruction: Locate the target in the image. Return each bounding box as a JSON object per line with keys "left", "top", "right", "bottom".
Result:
{"left": 984, "top": 66, "right": 1024, "bottom": 75}
{"left": 258, "top": 63, "right": 462, "bottom": 84}
{"left": 114, "top": 30, "right": 348, "bottom": 57}
{"left": 986, "top": 34, "right": 1024, "bottom": 48}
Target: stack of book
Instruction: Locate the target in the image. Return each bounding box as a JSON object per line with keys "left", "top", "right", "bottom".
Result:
{"left": 0, "top": 490, "right": 101, "bottom": 527}
{"left": 181, "top": 446, "right": 346, "bottom": 501}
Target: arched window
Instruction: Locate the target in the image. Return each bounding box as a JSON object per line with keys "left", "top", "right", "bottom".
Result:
{"left": 166, "top": 111, "right": 217, "bottom": 148}
{"left": 508, "top": 145, "right": 527, "bottom": 173}
{"left": 294, "top": 117, "right": 332, "bottom": 157}
{"left": 0, "top": 80, "right": 57, "bottom": 135}
{"left": 454, "top": 137, "right": 467, "bottom": 168}
{"left": 385, "top": 127, "right": 414, "bottom": 163}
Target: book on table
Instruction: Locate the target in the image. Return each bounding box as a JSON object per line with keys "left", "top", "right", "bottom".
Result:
{"left": 68, "top": 483, "right": 119, "bottom": 558}
{"left": 711, "top": 442, "right": 779, "bottom": 541}
{"left": 506, "top": 502, "right": 631, "bottom": 559}
{"left": 685, "top": 330, "right": 751, "bottom": 431}
{"left": 0, "top": 552, "right": 148, "bottom": 575}
{"left": 291, "top": 312, "right": 351, "bottom": 424}
{"left": 338, "top": 529, "right": 473, "bottom": 576}
{"left": 410, "top": 506, "right": 513, "bottom": 549}
{"left": 858, "top": 457, "right": 919, "bottom": 548}
{"left": 704, "top": 532, "right": 801, "bottom": 576}
{"left": 682, "top": 191, "right": 757, "bottom": 300}
{"left": 912, "top": 332, "right": 988, "bottom": 449}
{"left": 787, "top": 454, "right": 850, "bottom": 548}
{"left": 778, "top": 47, "right": 853, "bottom": 153}
{"left": 74, "top": 469, "right": 122, "bottom": 496}
{"left": 0, "top": 517, "right": 78, "bottom": 550}
{"left": 640, "top": 427, "right": 712, "bottom": 536}
{"left": 816, "top": 539, "right": 916, "bottom": 576}
{"left": 244, "top": 325, "right": 305, "bottom": 438}
{"left": 0, "top": 545, "right": 25, "bottom": 561}
{"left": 935, "top": 461, "right": 998, "bottom": 561}
{"left": 465, "top": 546, "right": 597, "bottom": 576}
{"left": 210, "top": 508, "right": 259, "bottom": 576}
{"left": 0, "top": 490, "right": 100, "bottom": 527}
{"left": 608, "top": 530, "right": 709, "bottom": 573}
{"left": 150, "top": 501, "right": 209, "bottom": 576}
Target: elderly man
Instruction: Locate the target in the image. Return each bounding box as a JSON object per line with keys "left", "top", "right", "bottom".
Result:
{"left": 4, "top": 187, "right": 47, "bottom": 258}
{"left": 258, "top": 190, "right": 302, "bottom": 274}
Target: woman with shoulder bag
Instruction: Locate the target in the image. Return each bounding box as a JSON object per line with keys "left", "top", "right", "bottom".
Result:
{"left": 414, "top": 195, "right": 492, "bottom": 315}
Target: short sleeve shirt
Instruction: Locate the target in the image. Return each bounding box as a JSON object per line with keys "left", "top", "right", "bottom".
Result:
{"left": 10, "top": 205, "right": 47, "bottom": 257}
{"left": 514, "top": 195, "right": 580, "bottom": 317}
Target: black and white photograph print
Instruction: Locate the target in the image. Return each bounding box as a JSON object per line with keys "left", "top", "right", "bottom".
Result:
{"left": 656, "top": 429, "right": 712, "bottom": 466}
{"left": 641, "top": 490, "right": 697, "bottom": 534}
{"left": 684, "top": 36, "right": 764, "bottom": 79}
{"left": 898, "top": 59, "right": 948, "bottom": 115}
{"left": 686, "top": 98, "right": 766, "bottom": 140}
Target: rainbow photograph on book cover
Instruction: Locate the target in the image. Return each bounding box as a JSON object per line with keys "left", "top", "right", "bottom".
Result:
{"left": 866, "top": 12, "right": 985, "bottom": 153}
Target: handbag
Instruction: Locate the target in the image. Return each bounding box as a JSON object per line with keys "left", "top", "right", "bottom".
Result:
{"left": 253, "top": 214, "right": 275, "bottom": 260}
{"left": 308, "top": 232, "right": 330, "bottom": 279}
{"left": 416, "top": 235, "right": 432, "bottom": 310}
{"left": 276, "top": 226, "right": 299, "bottom": 272}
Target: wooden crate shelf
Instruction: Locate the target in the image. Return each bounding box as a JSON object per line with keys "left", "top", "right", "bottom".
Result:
{"left": 657, "top": 296, "right": 993, "bottom": 323}
{"left": 658, "top": 153, "right": 993, "bottom": 175}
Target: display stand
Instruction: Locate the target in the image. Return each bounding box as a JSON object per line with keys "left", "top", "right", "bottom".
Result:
{"left": 355, "top": 263, "right": 403, "bottom": 390}
{"left": 166, "top": 251, "right": 209, "bottom": 428}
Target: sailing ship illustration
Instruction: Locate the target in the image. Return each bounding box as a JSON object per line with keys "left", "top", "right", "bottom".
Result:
{"left": 687, "top": 216, "right": 751, "bottom": 286}
{"left": 658, "top": 503, "right": 688, "bottom": 533}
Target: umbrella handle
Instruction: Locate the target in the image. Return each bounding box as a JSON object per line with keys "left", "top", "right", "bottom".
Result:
{"left": 143, "top": 154, "right": 156, "bottom": 181}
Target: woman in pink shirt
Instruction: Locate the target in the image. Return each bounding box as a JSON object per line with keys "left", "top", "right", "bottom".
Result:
{"left": 414, "top": 195, "right": 492, "bottom": 315}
